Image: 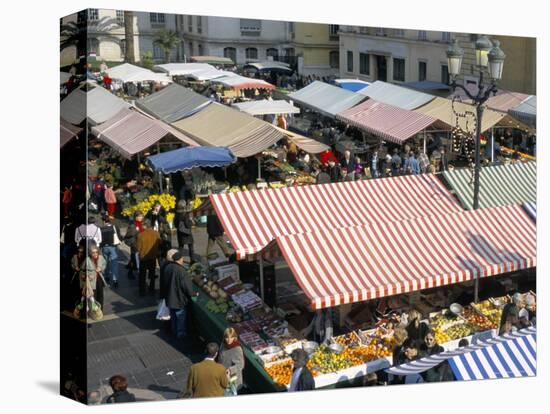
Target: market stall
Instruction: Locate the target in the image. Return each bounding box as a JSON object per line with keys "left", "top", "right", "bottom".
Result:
{"left": 105, "top": 63, "right": 172, "bottom": 84}
{"left": 442, "top": 161, "right": 536, "bottom": 210}
{"left": 509, "top": 95, "right": 536, "bottom": 128}
{"left": 153, "top": 63, "right": 217, "bottom": 77}
{"left": 211, "top": 74, "right": 275, "bottom": 91}
{"left": 233, "top": 100, "right": 300, "bottom": 116}
{"left": 146, "top": 146, "right": 237, "bottom": 174}
{"left": 355, "top": 80, "right": 435, "bottom": 110}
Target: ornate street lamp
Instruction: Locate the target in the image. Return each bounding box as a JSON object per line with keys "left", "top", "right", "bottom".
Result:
{"left": 446, "top": 36, "right": 506, "bottom": 302}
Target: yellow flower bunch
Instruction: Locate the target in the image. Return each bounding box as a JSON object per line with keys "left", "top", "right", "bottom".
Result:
{"left": 122, "top": 193, "right": 177, "bottom": 218}
{"left": 166, "top": 212, "right": 175, "bottom": 224}
{"left": 192, "top": 197, "right": 203, "bottom": 209}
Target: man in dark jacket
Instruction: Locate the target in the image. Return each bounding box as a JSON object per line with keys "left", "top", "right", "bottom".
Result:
{"left": 146, "top": 201, "right": 172, "bottom": 262}
{"left": 100, "top": 213, "right": 122, "bottom": 287}
{"left": 289, "top": 349, "right": 315, "bottom": 391}
{"left": 165, "top": 251, "right": 197, "bottom": 339}
{"left": 206, "top": 214, "right": 231, "bottom": 259}
{"left": 174, "top": 202, "right": 195, "bottom": 264}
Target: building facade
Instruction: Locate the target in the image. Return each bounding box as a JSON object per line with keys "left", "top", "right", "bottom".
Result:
{"left": 292, "top": 22, "right": 340, "bottom": 76}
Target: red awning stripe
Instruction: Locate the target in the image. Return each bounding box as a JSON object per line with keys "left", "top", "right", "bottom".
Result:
{"left": 276, "top": 204, "right": 536, "bottom": 309}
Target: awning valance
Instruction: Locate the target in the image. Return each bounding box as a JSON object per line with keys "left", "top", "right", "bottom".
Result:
{"left": 153, "top": 63, "right": 216, "bottom": 77}
{"left": 355, "top": 80, "right": 435, "bottom": 110}
{"left": 146, "top": 146, "right": 236, "bottom": 174}
{"left": 171, "top": 103, "right": 284, "bottom": 158}
{"left": 274, "top": 126, "right": 329, "bottom": 154}
{"left": 90, "top": 108, "right": 198, "bottom": 159}
{"left": 212, "top": 74, "right": 275, "bottom": 90}
{"left": 105, "top": 63, "right": 172, "bottom": 83}
{"left": 60, "top": 118, "right": 82, "bottom": 148}
{"left": 276, "top": 204, "right": 535, "bottom": 309}
{"left": 191, "top": 55, "right": 234, "bottom": 65}
{"left": 288, "top": 81, "right": 366, "bottom": 118}
{"left": 136, "top": 83, "right": 212, "bottom": 123}
{"left": 233, "top": 100, "right": 300, "bottom": 116}
{"left": 244, "top": 61, "right": 292, "bottom": 72}
{"left": 442, "top": 162, "right": 536, "bottom": 210}
{"left": 336, "top": 99, "right": 440, "bottom": 144}
{"left": 509, "top": 95, "right": 536, "bottom": 128}
{"left": 209, "top": 173, "right": 463, "bottom": 259}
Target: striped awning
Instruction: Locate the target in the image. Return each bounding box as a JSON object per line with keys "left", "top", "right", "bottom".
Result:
{"left": 523, "top": 202, "right": 536, "bottom": 221}
{"left": 442, "top": 162, "right": 536, "bottom": 210}
{"left": 336, "top": 99, "right": 440, "bottom": 144}
{"left": 212, "top": 74, "right": 275, "bottom": 90}
{"left": 210, "top": 174, "right": 463, "bottom": 259}
{"left": 386, "top": 327, "right": 536, "bottom": 376}
{"left": 276, "top": 204, "right": 536, "bottom": 309}
{"left": 449, "top": 328, "right": 536, "bottom": 380}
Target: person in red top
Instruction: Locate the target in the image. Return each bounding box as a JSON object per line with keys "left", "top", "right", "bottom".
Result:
{"left": 62, "top": 185, "right": 72, "bottom": 218}
{"left": 103, "top": 74, "right": 113, "bottom": 90}
{"left": 104, "top": 183, "right": 117, "bottom": 218}
{"left": 319, "top": 149, "right": 338, "bottom": 166}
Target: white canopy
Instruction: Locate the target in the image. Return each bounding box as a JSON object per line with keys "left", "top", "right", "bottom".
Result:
{"left": 105, "top": 63, "right": 172, "bottom": 83}
{"left": 356, "top": 80, "right": 435, "bottom": 110}
{"left": 233, "top": 100, "right": 300, "bottom": 116}
{"left": 152, "top": 63, "right": 216, "bottom": 77}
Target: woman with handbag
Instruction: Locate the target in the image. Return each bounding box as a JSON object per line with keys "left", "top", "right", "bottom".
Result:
{"left": 80, "top": 243, "right": 107, "bottom": 309}
{"left": 218, "top": 328, "right": 245, "bottom": 395}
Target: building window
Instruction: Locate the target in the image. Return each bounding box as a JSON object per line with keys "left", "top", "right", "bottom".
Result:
{"left": 87, "top": 38, "right": 99, "bottom": 55}
{"left": 246, "top": 47, "right": 258, "bottom": 60}
{"left": 240, "top": 19, "right": 261, "bottom": 36}
{"left": 329, "top": 51, "right": 339, "bottom": 69}
{"left": 188, "top": 15, "right": 193, "bottom": 32}
{"left": 347, "top": 51, "right": 354, "bottom": 73}
{"left": 150, "top": 13, "right": 165, "bottom": 26}
{"left": 441, "top": 64, "right": 449, "bottom": 84}
{"left": 376, "top": 27, "right": 386, "bottom": 36}
{"left": 116, "top": 10, "right": 124, "bottom": 24}
{"left": 418, "top": 61, "right": 427, "bottom": 82}
{"left": 418, "top": 30, "right": 428, "bottom": 40}
{"left": 153, "top": 43, "right": 163, "bottom": 60}
{"left": 393, "top": 58, "right": 405, "bottom": 81}
{"left": 198, "top": 44, "right": 203, "bottom": 56}
{"left": 329, "top": 24, "right": 339, "bottom": 40}
{"left": 359, "top": 53, "right": 370, "bottom": 75}
{"left": 394, "top": 29, "right": 405, "bottom": 37}
{"left": 442, "top": 32, "right": 451, "bottom": 42}
{"left": 470, "top": 33, "right": 478, "bottom": 42}
{"left": 224, "top": 47, "right": 236, "bottom": 63}
{"left": 266, "top": 48, "right": 279, "bottom": 60}
{"left": 197, "top": 16, "right": 202, "bottom": 33}
{"left": 289, "top": 22, "right": 295, "bottom": 39}
{"left": 88, "top": 9, "right": 99, "bottom": 21}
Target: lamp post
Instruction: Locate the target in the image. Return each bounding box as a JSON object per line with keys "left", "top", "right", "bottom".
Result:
{"left": 446, "top": 36, "right": 506, "bottom": 302}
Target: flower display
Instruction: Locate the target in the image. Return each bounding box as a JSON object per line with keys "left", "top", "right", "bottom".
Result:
{"left": 122, "top": 193, "right": 176, "bottom": 219}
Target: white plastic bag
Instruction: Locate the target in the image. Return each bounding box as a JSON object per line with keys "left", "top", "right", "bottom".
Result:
{"left": 156, "top": 299, "right": 171, "bottom": 321}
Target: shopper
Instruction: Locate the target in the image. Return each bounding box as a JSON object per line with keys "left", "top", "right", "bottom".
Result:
{"left": 403, "top": 151, "right": 420, "bottom": 175}
{"left": 136, "top": 219, "right": 161, "bottom": 296}
{"left": 104, "top": 183, "right": 117, "bottom": 218}
{"left": 146, "top": 201, "right": 171, "bottom": 261}
{"left": 218, "top": 328, "right": 245, "bottom": 395}
{"left": 499, "top": 293, "right": 523, "bottom": 334}
{"left": 206, "top": 214, "right": 231, "bottom": 259}
{"left": 75, "top": 216, "right": 102, "bottom": 248}
{"left": 417, "top": 151, "right": 430, "bottom": 174}
{"left": 100, "top": 213, "right": 122, "bottom": 288}
{"left": 82, "top": 243, "right": 107, "bottom": 307}
{"left": 289, "top": 349, "right": 315, "bottom": 391}
{"left": 186, "top": 343, "right": 229, "bottom": 398}
{"left": 106, "top": 375, "right": 136, "bottom": 403}
{"left": 174, "top": 201, "right": 195, "bottom": 264}
{"left": 159, "top": 248, "right": 178, "bottom": 302}
{"left": 124, "top": 212, "right": 144, "bottom": 280}
{"left": 420, "top": 330, "right": 444, "bottom": 382}
{"left": 405, "top": 309, "right": 429, "bottom": 343}
{"left": 391, "top": 148, "right": 402, "bottom": 176}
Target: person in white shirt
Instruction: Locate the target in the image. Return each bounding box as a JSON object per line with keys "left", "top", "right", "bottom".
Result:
{"left": 75, "top": 216, "right": 102, "bottom": 247}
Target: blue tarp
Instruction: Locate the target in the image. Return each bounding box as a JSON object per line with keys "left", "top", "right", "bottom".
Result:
{"left": 147, "top": 146, "right": 237, "bottom": 174}
{"left": 334, "top": 79, "right": 371, "bottom": 92}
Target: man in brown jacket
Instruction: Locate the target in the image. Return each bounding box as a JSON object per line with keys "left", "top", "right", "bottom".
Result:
{"left": 186, "top": 343, "right": 229, "bottom": 398}
{"left": 136, "top": 219, "right": 161, "bottom": 296}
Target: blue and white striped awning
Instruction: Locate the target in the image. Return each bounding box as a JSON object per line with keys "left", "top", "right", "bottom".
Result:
{"left": 386, "top": 327, "right": 536, "bottom": 376}
{"left": 523, "top": 202, "right": 537, "bottom": 221}
{"left": 449, "top": 328, "right": 536, "bottom": 380}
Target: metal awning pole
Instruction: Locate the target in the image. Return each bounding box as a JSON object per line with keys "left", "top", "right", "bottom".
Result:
{"left": 423, "top": 129, "right": 427, "bottom": 153}
{"left": 137, "top": 153, "right": 142, "bottom": 177}
{"left": 491, "top": 127, "right": 495, "bottom": 163}
{"left": 257, "top": 157, "right": 262, "bottom": 180}
{"left": 259, "top": 256, "right": 265, "bottom": 301}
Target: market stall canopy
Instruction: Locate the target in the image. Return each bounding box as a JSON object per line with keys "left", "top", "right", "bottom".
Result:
{"left": 211, "top": 74, "right": 275, "bottom": 90}
{"left": 152, "top": 63, "right": 216, "bottom": 77}
{"left": 233, "top": 100, "right": 300, "bottom": 116}
{"left": 243, "top": 61, "right": 292, "bottom": 72}
{"left": 449, "top": 327, "right": 536, "bottom": 380}
{"left": 509, "top": 95, "right": 536, "bottom": 128}
{"left": 486, "top": 91, "right": 530, "bottom": 112}
{"left": 288, "top": 81, "right": 366, "bottom": 118}
{"left": 60, "top": 118, "right": 82, "bottom": 148}
{"left": 273, "top": 126, "right": 329, "bottom": 154}
{"left": 146, "top": 146, "right": 237, "bottom": 174}
{"left": 523, "top": 202, "right": 536, "bottom": 221}
{"left": 336, "top": 99, "right": 442, "bottom": 144}
{"left": 60, "top": 86, "right": 131, "bottom": 126}
{"left": 60, "top": 71, "right": 71, "bottom": 85}
{"left": 276, "top": 204, "right": 535, "bottom": 309}
{"left": 402, "top": 80, "right": 451, "bottom": 92}
{"left": 208, "top": 173, "right": 463, "bottom": 259}
{"left": 333, "top": 79, "right": 371, "bottom": 92}
{"left": 386, "top": 327, "right": 536, "bottom": 376}
{"left": 136, "top": 83, "right": 212, "bottom": 123}
{"left": 355, "top": 81, "right": 435, "bottom": 110}
{"left": 442, "top": 161, "right": 536, "bottom": 210}
{"left": 90, "top": 108, "right": 198, "bottom": 159}
{"left": 191, "top": 55, "right": 234, "bottom": 66}
{"left": 171, "top": 102, "right": 285, "bottom": 158}
{"left": 105, "top": 63, "right": 172, "bottom": 83}
{"left": 187, "top": 68, "right": 233, "bottom": 81}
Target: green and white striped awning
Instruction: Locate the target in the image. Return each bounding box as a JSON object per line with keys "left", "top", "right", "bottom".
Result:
{"left": 443, "top": 162, "right": 536, "bottom": 210}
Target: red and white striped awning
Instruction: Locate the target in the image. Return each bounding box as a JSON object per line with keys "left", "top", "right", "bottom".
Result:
{"left": 336, "top": 99, "right": 439, "bottom": 144}
{"left": 210, "top": 174, "right": 464, "bottom": 259}
{"left": 276, "top": 204, "right": 536, "bottom": 309}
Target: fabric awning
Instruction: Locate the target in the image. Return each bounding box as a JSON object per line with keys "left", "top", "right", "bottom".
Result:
{"left": 60, "top": 118, "right": 82, "bottom": 148}
{"left": 209, "top": 173, "right": 463, "bottom": 259}
{"left": 244, "top": 61, "right": 292, "bottom": 72}
{"left": 276, "top": 204, "right": 535, "bottom": 309}
{"left": 233, "top": 100, "right": 300, "bottom": 116}
{"left": 449, "top": 327, "right": 536, "bottom": 380}
{"left": 523, "top": 202, "right": 536, "bottom": 221}
{"left": 334, "top": 79, "right": 371, "bottom": 92}
{"left": 105, "top": 63, "right": 172, "bottom": 83}
{"left": 212, "top": 74, "right": 275, "bottom": 90}
{"left": 509, "top": 95, "right": 536, "bottom": 128}
{"left": 274, "top": 126, "right": 329, "bottom": 154}
{"left": 60, "top": 86, "right": 131, "bottom": 126}
{"left": 187, "top": 68, "right": 233, "bottom": 81}
{"left": 171, "top": 102, "right": 285, "bottom": 158}
{"left": 386, "top": 327, "right": 536, "bottom": 376}
{"left": 356, "top": 81, "right": 435, "bottom": 110}
{"left": 289, "top": 81, "right": 366, "bottom": 118}
{"left": 442, "top": 162, "right": 536, "bottom": 210}
{"left": 486, "top": 92, "right": 530, "bottom": 112}
{"left": 146, "top": 146, "right": 237, "bottom": 174}
{"left": 191, "top": 56, "right": 234, "bottom": 65}
{"left": 90, "top": 108, "right": 198, "bottom": 159}
{"left": 136, "top": 83, "right": 212, "bottom": 123}
{"left": 336, "top": 99, "right": 440, "bottom": 144}
{"left": 153, "top": 63, "right": 216, "bottom": 77}
{"left": 402, "top": 80, "right": 451, "bottom": 92}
